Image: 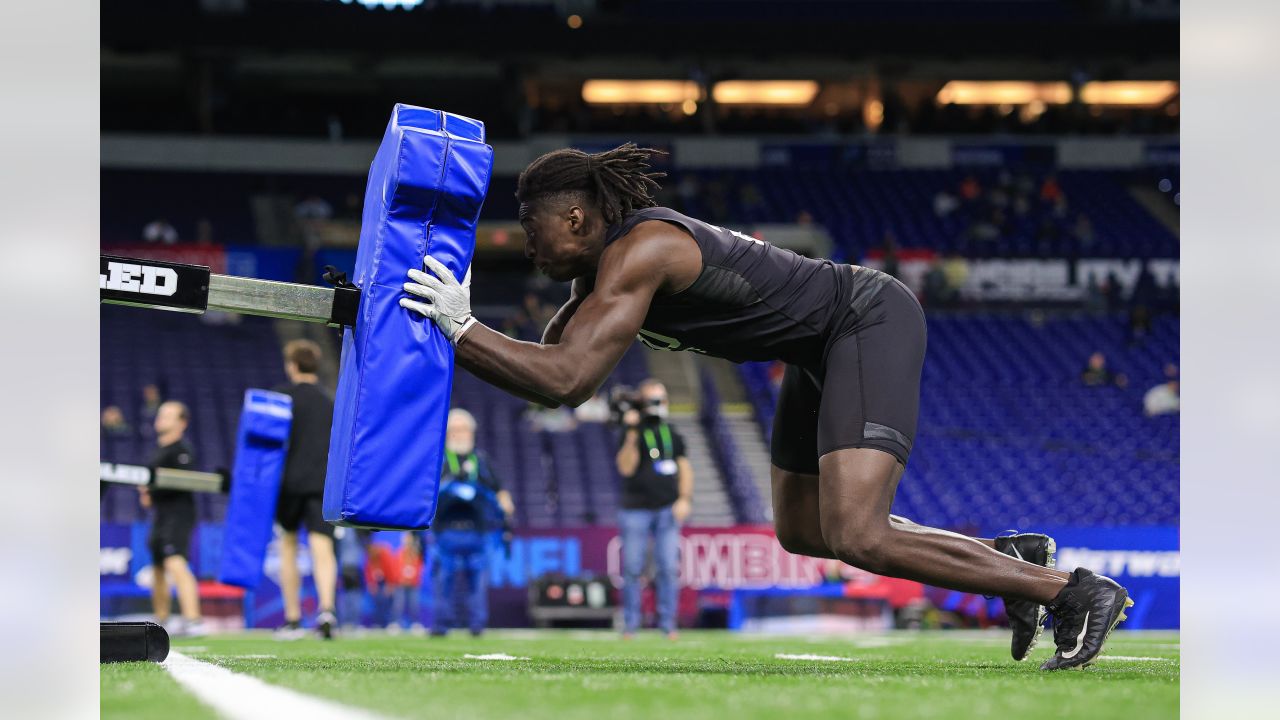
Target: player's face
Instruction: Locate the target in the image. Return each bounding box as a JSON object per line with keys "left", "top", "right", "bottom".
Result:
{"left": 519, "top": 202, "right": 592, "bottom": 282}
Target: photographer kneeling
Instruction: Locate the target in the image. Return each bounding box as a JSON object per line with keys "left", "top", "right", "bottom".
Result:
{"left": 613, "top": 379, "right": 693, "bottom": 639}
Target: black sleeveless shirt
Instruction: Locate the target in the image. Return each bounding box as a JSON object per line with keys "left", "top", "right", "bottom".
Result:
{"left": 603, "top": 207, "right": 891, "bottom": 371}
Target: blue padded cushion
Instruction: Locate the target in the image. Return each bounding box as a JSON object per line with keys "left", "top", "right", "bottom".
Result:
{"left": 219, "top": 389, "right": 292, "bottom": 589}
{"left": 323, "top": 104, "right": 493, "bottom": 530}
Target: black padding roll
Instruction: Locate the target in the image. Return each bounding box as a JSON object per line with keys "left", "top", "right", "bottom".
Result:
{"left": 100, "top": 621, "right": 170, "bottom": 663}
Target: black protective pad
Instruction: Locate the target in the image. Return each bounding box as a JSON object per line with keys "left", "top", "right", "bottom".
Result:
{"left": 100, "top": 621, "right": 170, "bottom": 663}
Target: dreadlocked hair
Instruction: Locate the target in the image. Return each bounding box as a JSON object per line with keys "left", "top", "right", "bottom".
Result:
{"left": 516, "top": 143, "right": 667, "bottom": 225}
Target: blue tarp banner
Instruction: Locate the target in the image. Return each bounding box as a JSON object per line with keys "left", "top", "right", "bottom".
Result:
{"left": 991, "top": 525, "right": 1180, "bottom": 629}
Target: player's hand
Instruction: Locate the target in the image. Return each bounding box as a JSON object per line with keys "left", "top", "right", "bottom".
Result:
{"left": 137, "top": 487, "right": 151, "bottom": 509}
{"left": 401, "top": 255, "right": 477, "bottom": 344}
{"left": 622, "top": 409, "right": 642, "bottom": 427}
{"left": 672, "top": 497, "right": 691, "bottom": 524}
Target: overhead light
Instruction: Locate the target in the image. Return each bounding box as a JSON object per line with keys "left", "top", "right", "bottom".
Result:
{"left": 1080, "top": 81, "right": 1178, "bottom": 106}
{"left": 566, "top": 14, "right": 583, "bottom": 29}
{"left": 935, "top": 81, "right": 1071, "bottom": 105}
{"left": 864, "top": 99, "right": 884, "bottom": 131}
{"left": 712, "top": 80, "right": 819, "bottom": 106}
{"left": 582, "top": 80, "right": 700, "bottom": 105}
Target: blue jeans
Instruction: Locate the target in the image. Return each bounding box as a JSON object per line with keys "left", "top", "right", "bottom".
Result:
{"left": 431, "top": 529, "right": 489, "bottom": 634}
{"left": 619, "top": 507, "right": 681, "bottom": 633}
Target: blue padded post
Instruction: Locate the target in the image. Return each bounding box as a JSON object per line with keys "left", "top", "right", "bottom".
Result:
{"left": 324, "top": 104, "right": 493, "bottom": 530}
{"left": 219, "top": 389, "right": 293, "bottom": 589}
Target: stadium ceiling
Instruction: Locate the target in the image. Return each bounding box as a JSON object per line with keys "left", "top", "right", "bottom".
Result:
{"left": 103, "top": 0, "right": 1176, "bottom": 60}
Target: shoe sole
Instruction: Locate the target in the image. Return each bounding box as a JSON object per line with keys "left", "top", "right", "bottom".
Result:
{"left": 1013, "top": 537, "right": 1057, "bottom": 662}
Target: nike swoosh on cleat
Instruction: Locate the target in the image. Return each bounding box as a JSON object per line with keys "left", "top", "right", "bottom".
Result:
{"left": 1010, "top": 544, "right": 1024, "bottom": 561}
{"left": 1060, "top": 611, "right": 1089, "bottom": 659}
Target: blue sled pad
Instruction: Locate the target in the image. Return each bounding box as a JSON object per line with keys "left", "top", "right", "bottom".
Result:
{"left": 219, "top": 389, "right": 292, "bottom": 589}
{"left": 324, "top": 104, "right": 493, "bottom": 530}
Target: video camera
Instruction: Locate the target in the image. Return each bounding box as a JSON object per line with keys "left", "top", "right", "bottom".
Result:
{"left": 607, "top": 385, "right": 666, "bottom": 426}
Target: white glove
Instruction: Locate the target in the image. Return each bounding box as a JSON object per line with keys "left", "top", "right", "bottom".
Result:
{"left": 400, "top": 255, "right": 476, "bottom": 344}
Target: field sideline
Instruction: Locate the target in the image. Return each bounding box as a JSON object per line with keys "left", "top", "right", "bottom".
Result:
{"left": 101, "top": 629, "right": 1179, "bottom": 719}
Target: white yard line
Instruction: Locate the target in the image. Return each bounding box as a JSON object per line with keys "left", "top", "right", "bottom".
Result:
{"left": 464, "top": 653, "right": 530, "bottom": 661}
{"left": 775, "top": 653, "right": 859, "bottom": 662}
{"left": 1097, "top": 655, "right": 1176, "bottom": 662}
{"left": 163, "top": 651, "right": 389, "bottom": 720}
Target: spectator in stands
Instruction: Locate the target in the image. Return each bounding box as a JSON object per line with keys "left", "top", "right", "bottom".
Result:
{"left": 139, "top": 400, "right": 206, "bottom": 636}
{"left": 923, "top": 264, "right": 951, "bottom": 307}
{"left": 1081, "top": 352, "right": 1128, "bottom": 388}
{"left": 1072, "top": 213, "right": 1096, "bottom": 249}
{"left": 273, "top": 339, "right": 339, "bottom": 640}
{"left": 142, "top": 218, "right": 178, "bottom": 245}
{"left": 1039, "top": 175, "right": 1063, "bottom": 204}
{"left": 933, "top": 189, "right": 959, "bottom": 218}
{"left": 959, "top": 175, "right": 982, "bottom": 203}
{"left": 941, "top": 254, "right": 969, "bottom": 297}
{"left": 615, "top": 379, "right": 693, "bottom": 639}
{"left": 139, "top": 383, "right": 162, "bottom": 428}
{"left": 101, "top": 406, "right": 131, "bottom": 437}
{"left": 1144, "top": 364, "right": 1180, "bottom": 417}
{"left": 430, "top": 409, "right": 512, "bottom": 637}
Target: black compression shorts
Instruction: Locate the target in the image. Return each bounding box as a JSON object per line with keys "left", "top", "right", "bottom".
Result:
{"left": 770, "top": 275, "right": 927, "bottom": 473}
{"left": 275, "top": 492, "right": 335, "bottom": 539}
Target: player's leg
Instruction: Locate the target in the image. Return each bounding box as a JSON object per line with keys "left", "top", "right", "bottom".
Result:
{"left": 889, "top": 514, "right": 998, "bottom": 549}
{"left": 147, "top": 517, "right": 172, "bottom": 622}
{"left": 163, "top": 555, "right": 202, "bottom": 623}
{"left": 302, "top": 496, "right": 338, "bottom": 638}
{"left": 769, "top": 362, "right": 991, "bottom": 558}
{"left": 618, "top": 509, "right": 650, "bottom": 635}
{"left": 768, "top": 364, "right": 835, "bottom": 558}
{"left": 814, "top": 281, "right": 1068, "bottom": 603}
{"left": 150, "top": 559, "right": 171, "bottom": 623}
{"left": 653, "top": 505, "right": 680, "bottom": 637}
{"left": 818, "top": 448, "right": 1068, "bottom": 602}
{"left": 278, "top": 529, "right": 303, "bottom": 623}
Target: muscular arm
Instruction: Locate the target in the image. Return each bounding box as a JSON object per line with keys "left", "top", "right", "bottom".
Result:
{"left": 541, "top": 276, "right": 591, "bottom": 345}
{"left": 456, "top": 225, "right": 684, "bottom": 407}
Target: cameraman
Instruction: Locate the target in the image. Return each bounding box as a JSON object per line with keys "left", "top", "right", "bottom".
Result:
{"left": 614, "top": 379, "right": 693, "bottom": 639}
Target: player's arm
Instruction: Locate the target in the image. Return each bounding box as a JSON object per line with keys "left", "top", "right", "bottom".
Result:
{"left": 541, "top": 276, "right": 592, "bottom": 345}
{"left": 452, "top": 237, "right": 666, "bottom": 407}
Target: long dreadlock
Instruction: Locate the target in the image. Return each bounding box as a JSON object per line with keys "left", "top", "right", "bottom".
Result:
{"left": 515, "top": 143, "right": 666, "bottom": 225}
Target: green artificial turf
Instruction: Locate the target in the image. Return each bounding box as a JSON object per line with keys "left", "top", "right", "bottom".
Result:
{"left": 100, "top": 659, "right": 220, "bottom": 720}
{"left": 102, "top": 629, "right": 1179, "bottom": 720}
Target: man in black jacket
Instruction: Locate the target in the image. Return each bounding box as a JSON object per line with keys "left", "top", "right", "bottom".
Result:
{"left": 273, "top": 339, "right": 338, "bottom": 640}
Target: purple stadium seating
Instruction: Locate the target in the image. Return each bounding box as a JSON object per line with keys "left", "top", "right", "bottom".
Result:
{"left": 738, "top": 311, "right": 1179, "bottom": 530}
